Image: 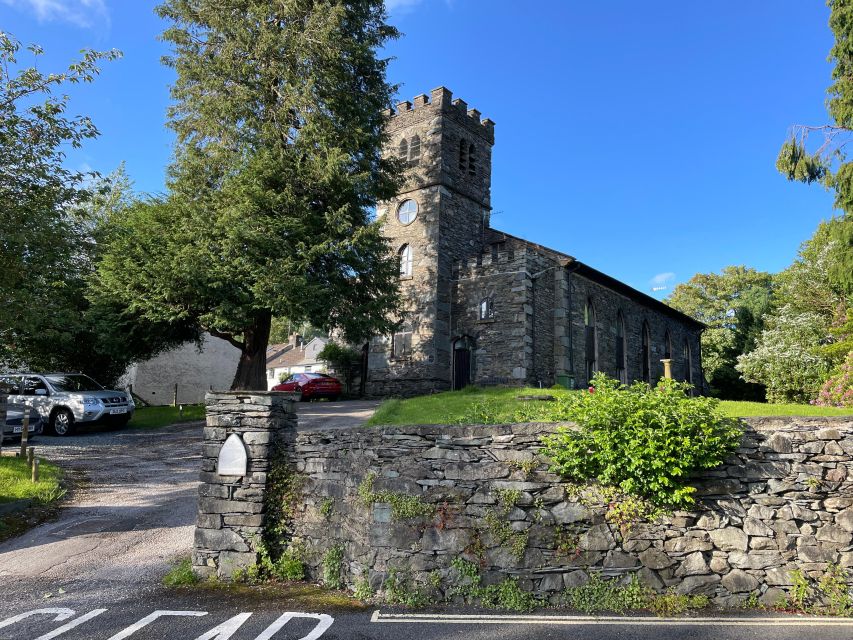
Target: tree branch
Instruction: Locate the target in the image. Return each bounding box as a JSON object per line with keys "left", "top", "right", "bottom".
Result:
{"left": 207, "top": 327, "right": 245, "bottom": 350}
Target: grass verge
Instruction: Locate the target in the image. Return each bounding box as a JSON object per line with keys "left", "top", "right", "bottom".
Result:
{"left": 0, "top": 454, "right": 66, "bottom": 542}
{"left": 366, "top": 386, "right": 853, "bottom": 426}
{"left": 130, "top": 404, "right": 206, "bottom": 429}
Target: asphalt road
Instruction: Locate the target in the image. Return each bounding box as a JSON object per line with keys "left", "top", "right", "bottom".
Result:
{"left": 2, "top": 411, "right": 853, "bottom": 638}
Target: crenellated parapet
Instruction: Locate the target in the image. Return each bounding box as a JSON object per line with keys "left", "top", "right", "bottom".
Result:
{"left": 383, "top": 86, "right": 495, "bottom": 144}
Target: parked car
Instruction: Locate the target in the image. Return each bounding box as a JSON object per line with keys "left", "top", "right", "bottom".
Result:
{"left": 0, "top": 401, "right": 43, "bottom": 443}
{"left": 0, "top": 373, "right": 135, "bottom": 436}
{"left": 272, "top": 373, "right": 342, "bottom": 401}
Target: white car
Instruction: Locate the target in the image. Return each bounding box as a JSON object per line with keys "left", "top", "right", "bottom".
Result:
{"left": 0, "top": 373, "right": 135, "bottom": 436}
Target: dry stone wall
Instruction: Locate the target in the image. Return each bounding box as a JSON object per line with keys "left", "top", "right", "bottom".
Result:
{"left": 284, "top": 417, "right": 853, "bottom": 605}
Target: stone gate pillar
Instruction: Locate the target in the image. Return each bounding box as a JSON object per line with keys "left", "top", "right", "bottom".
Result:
{"left": 193, "top": 391, "right": 296, "bottom": 579}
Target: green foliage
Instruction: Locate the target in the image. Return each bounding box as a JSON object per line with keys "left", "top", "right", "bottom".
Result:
{"left": 130, "top": 405, "right": 205, "bottom": 429}
{"left": 483, "top": 509, "right": 528, "bottom": 561}
{"left": 479, "top": 577, "right": 540, "bottom": 613}
{"left": 493, "top": 488, "right": 522, "bottom": 513}
{"left": 646, "top": 591, "right": 710, "bottom": 617}
{"left": 446, "top": 560, "right": 540, "bottom": 612}
{"left": 564, "top": 573, "right": 652, "bottom": 614}
{"left": 541, "top": 373, "right": 743, "bottom": 509}
{"left": 162, "top": 557, "right": 200, "bottom": 587}
{"left": 776, "top": 137, "right": 827, "bottom": 184}
{"left": 782, "top": 565, "right": 853, "bottom": 616}
{"left": 666, "top": 266, "right": 773, "bottom": 400}
{"left": 320, "top": 497, "right": 334, "bottom": 519}
{"left": 353, "top": 575, "right": 374, "bottom": 601}
{"left": 262, "top": 454, "right": 307, "bottom": 578}
{"left": 357, "top": 471, "right": 435, "bottom": 520}
{"left": 322, "top": 544, "right": 345, "bottom": 590}
{"left": 95, "top": 0, "right": 406, "bottom": 390}
{"left": 317, "top": 342, "right": 362, "bottom": 391}
{"left": 815, "top": 349, "right": 853, "bottom": 407}
{"left": 382, "top": 568, "right": 431, "bottom": 607}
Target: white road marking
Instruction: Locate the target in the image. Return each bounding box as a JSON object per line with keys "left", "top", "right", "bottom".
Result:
{"left": 34, "top": 609, "right": 107, "bottom": 639}
{"left": 253, "top": 612, "right": 334, "bottom": 640}
{"left": 194, "top": 613, "right": 252, "bottom": 640}
{"left": 370, "top": 610, "right": 853, "bottom": 626}
{"left": 0, "top": 608, "right": 76, "bottom": 630}
{"left": 105, "top": 610, "right": 208, "bottom": 639}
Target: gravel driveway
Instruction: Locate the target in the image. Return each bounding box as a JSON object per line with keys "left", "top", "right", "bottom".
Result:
{"left": 0, "top": 399, "right": 379, "bottom": 611}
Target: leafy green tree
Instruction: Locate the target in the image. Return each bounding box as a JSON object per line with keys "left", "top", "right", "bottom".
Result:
{"left": 0, "top": 33, "right": 119, "bottom": 369}
{"left": 96, "top": 0, "right": 404, "bottom": 390}
{"left": 666, "top": 266, "right": 773, "bottom": 399}
{"left": 317, "top": 341, "right": 361, "bottom": 393}
{"left": 775, "top": 0, "right": 853, "bottom": 295}
{"left": 737, "top": 220, "right": 845, "bottom": 402}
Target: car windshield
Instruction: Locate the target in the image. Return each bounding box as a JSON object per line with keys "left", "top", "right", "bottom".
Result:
{"left": 303, "top": 373, "right": 330, "bottom": 379}
{"left": 45, "top": 374, "right": 104, "bottom": 392}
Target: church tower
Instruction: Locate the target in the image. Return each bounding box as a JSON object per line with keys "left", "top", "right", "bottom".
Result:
{"left": 365, "top": 87, "right": 495, "bottom": 396}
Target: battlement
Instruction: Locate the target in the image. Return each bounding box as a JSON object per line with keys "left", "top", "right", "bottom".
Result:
{"left": 453, "top": 246, "right": 529, "bottom": 279}
{"left": 382, "top": 87, "right": 495, "bottom": 138}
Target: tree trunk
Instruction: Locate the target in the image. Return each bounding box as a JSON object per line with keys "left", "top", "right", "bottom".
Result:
{"left": 230, "top": 311, "right": 272, "bottom": 391}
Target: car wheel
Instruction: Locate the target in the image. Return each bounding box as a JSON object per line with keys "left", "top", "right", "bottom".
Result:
{"left": 50, "top": 409, "right": 76, "bottom": 437}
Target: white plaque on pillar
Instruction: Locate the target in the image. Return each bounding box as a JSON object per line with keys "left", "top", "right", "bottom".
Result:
{"left": 218, "top": 433, "right": 248, "bottom": 477}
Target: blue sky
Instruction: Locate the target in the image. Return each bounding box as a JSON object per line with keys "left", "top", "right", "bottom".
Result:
{"left": 0, "top": 0, "right": 838, "bottom": 296}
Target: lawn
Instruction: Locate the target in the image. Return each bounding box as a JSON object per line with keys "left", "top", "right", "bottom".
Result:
{"left": 0, "top": 455, "right": 64, "bottom": 504}
{"left": 365, "top": 386, "right": 853, "bottom": 426}
{"left": 130, "top": 404, "right": 206, "bottom": 429}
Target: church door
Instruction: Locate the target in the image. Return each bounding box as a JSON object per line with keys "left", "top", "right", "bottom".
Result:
{"left": 453, "top": 337, "right": 473, "bottom": 391}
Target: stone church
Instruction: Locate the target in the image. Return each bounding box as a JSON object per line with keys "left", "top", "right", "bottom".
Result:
{"left": 365, "top": 87, "right": 704, "bottom": 397}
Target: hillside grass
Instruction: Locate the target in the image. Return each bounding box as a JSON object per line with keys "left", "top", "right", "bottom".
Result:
{"left": 365, "top": 386, "right": 853, "bottom": 427}
{"left": 130, "top": 404, "right": 206, "bottom": 429}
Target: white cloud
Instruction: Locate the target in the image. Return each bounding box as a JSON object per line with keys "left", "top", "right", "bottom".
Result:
{"left": 1, "top": 0, "right": 110, "bottom": 29}
{"left": 650, "top": 272, "right": 675, "bottom": 286}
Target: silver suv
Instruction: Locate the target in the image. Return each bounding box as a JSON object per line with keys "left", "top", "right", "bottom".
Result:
{"left": 0, "top": 373, "right": 135, "bottom": 436}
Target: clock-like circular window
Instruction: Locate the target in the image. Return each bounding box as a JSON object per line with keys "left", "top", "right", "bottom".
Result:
{"left": 397, "top": 199, "right": 418, "bottom": 225}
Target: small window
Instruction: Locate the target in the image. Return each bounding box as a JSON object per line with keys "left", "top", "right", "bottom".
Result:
{"left": 479, "top": 297, "right": 494, "bottom": 320}
{"left": 398, "top": 244, "right": 413, "bottom": 277}
{"left": 468, "top": 143, "right": 477, "bottom": 176}
{"left": 409, "top": 135, "right": 421, "bottom": 163}
{"left": 459, "top": 138, "right": 468, "bottom": 172}
{"left": 304, "top": 366, "right": 312, "bottom": 372}
{"left": 397, "top": 199, "right": 418, "bottom": 225}
{"left": 663, "top": 330, "right": 672, "bottom": 360}
{"left": 398, "top": 138, "right": 408, "bottom": 160}
{"left": 392, "top": 325, "right": 413, "bottom": 359}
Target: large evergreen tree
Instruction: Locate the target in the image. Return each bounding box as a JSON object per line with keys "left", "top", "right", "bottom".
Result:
{"left": 96, "top": 0, "right": 404, "bottom": 390}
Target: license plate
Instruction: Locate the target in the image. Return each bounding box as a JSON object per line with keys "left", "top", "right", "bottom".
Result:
{"left": 11, "top": 425, "right": 33, "bottom": 433}
{"left": 109, "top": 408, "right": 127, "bottom": 415}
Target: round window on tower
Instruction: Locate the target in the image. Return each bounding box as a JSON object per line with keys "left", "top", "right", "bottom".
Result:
{"left": 397, "top": 199, "right": 418, "bottom": 225}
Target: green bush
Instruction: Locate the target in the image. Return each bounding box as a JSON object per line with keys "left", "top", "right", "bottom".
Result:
{"left": 162, "top": 557, "right": 200, "bottom": 587}
{"left": 541, "top": 373, "right": 743, "bottom": 509}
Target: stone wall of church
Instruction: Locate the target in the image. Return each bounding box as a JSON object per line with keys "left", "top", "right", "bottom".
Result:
{"left": 453, "top": 248, "right": 533, "bottom": 385}
{"left": 568, "top": 273, "right": 703, "bottom": 389}
{"left": 531, "top": 252, "right": 557, "bottom": 387}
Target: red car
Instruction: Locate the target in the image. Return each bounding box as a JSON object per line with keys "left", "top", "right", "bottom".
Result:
{"left": 272, "top": 372, "right": 342, "bottom": 401}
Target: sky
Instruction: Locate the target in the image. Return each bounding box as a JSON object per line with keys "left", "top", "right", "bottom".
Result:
{"left": 0, "top": 0, "right": 839, "bottom": 297}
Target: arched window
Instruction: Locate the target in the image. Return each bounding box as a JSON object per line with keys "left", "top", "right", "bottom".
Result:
{"left": 398, "top": 138, "right": 408, "bottom": 160}
{"left": 398, "top": 244, "right": 412, "bottom": 278}
{"left": 584, "top": 299, "right": 597, "bottom": 382}
{"left": 641, "top": 321, "right": 651, "bottom": 383}
{"left": 664, "top": 330, "right": 672, "bottom": 360}
{"left": 392, "top": 323, "right": 412, "bottom": 360}
{"left": 479, "top": 297, "right": 494, "bottom": 320}
{"left": 683, "top": 337, "right": 693, "bottom": 385}
{"left": 616, "top": 312, "right": 627, "bottom": 384}
{"left": 409, "top": 135, "right": 421, "bottom": 163}
{"left": 468, "top": 143, "right": 477, "bottom": 175}
{"left": 459, "top": 138, "right": 468, "bottom": 172}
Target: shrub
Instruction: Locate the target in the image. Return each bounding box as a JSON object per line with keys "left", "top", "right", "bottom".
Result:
{"left": 541, "top": 373, "right": 743, "bottom": 509}
{"left": 814, "top": 350, "right": 853, "bottom": 407}
{"left": 162, "top": 557, "right": 200, "bottom": 587}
